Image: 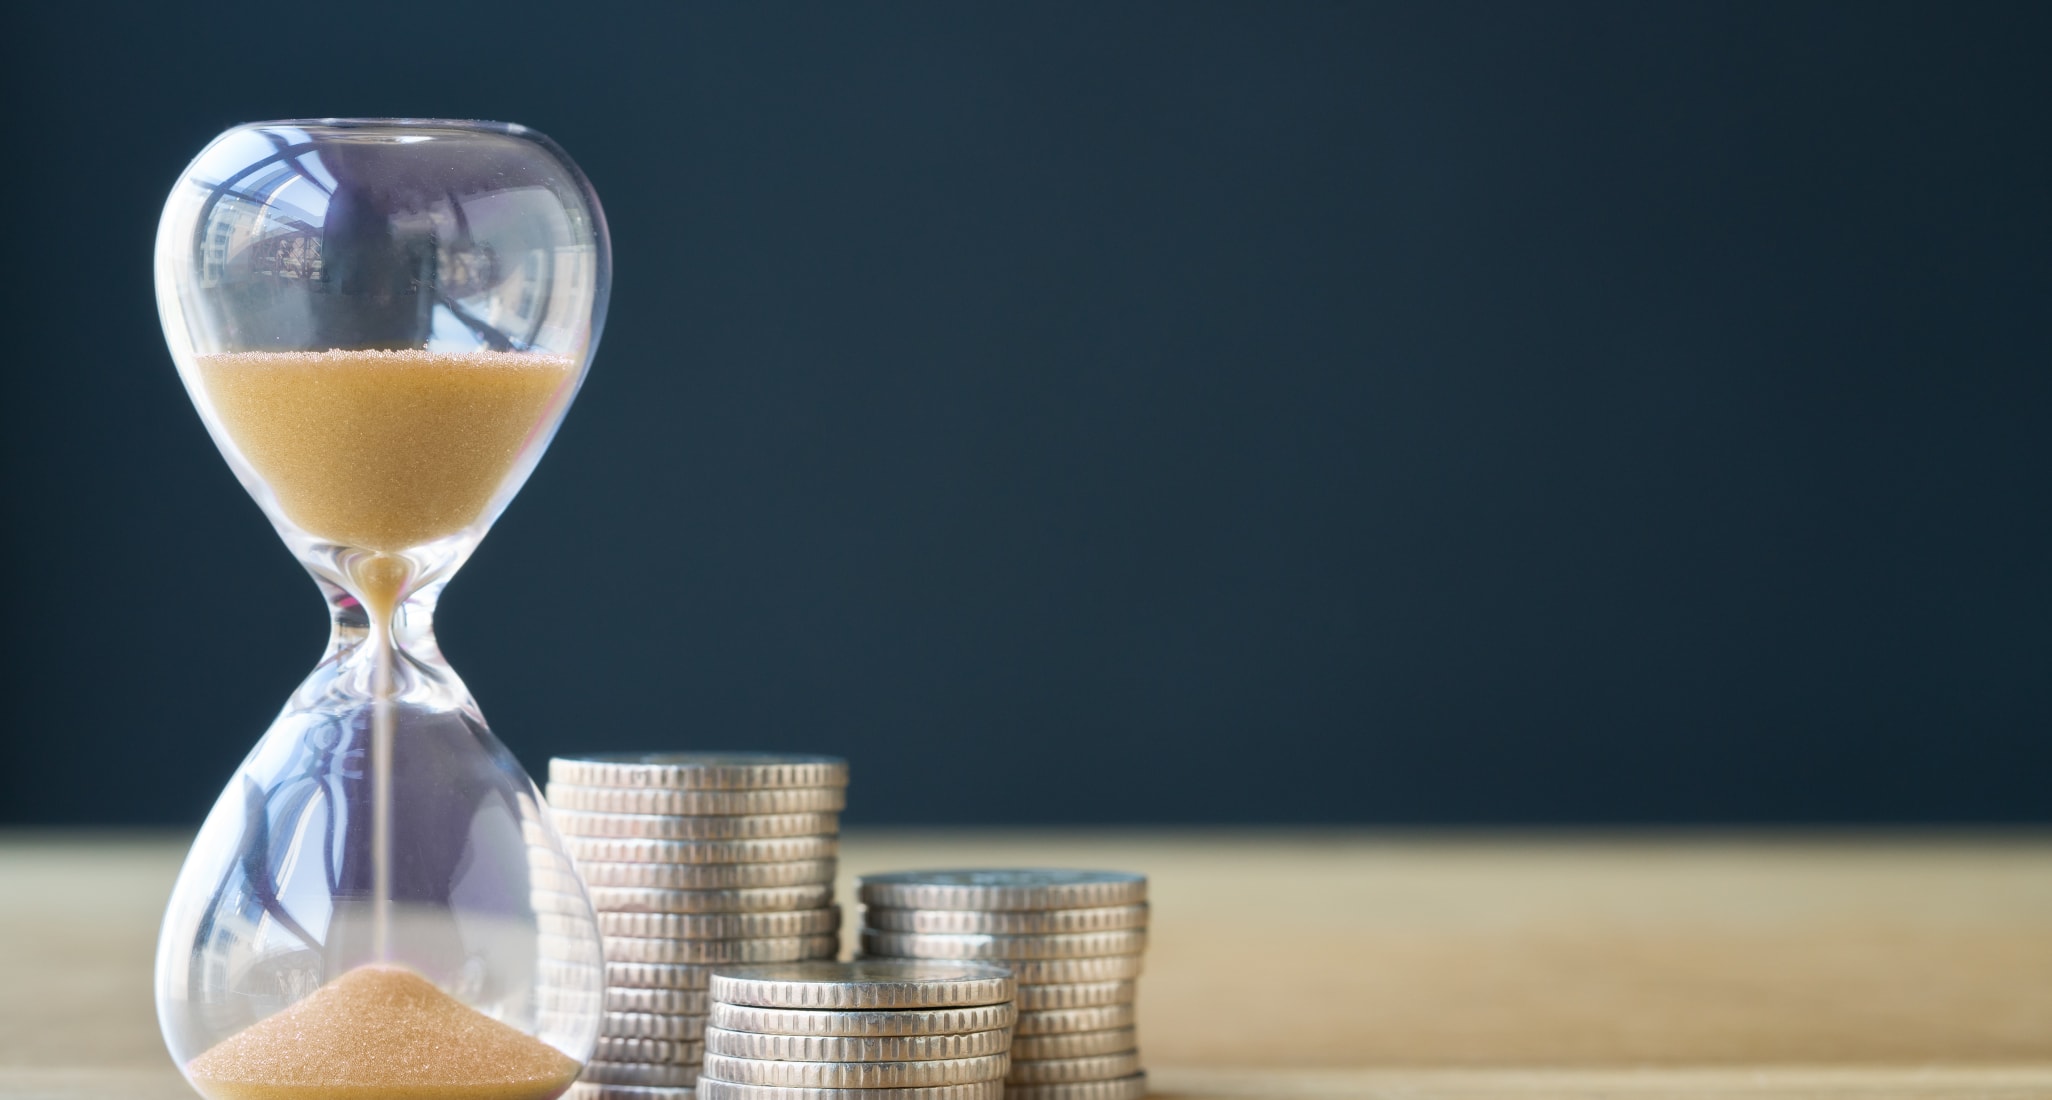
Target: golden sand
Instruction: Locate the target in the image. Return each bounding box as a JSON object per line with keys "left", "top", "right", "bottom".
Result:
{"left": 186, "top": 964, "right": 582, "bottom": 1100}
{"left": 197, "top": 349, "right": 577, "bottom": 554}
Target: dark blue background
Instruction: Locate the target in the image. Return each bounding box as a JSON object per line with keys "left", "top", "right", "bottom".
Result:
{"left": 3, "top": 2, "right": 2048, "bottom": 825}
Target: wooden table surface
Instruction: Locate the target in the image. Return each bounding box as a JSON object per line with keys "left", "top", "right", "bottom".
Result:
{"left": 3, "top": 830, "right": 2050, "bottom": 1098}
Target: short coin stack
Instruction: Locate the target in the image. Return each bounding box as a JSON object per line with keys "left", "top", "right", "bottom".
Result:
{"left": 700, "top": 960, "right": 1017, "bottom": 1100}
{"left": 542, "top": 753, "right": 850, "bottom": 1100}
{"left": 856, "top": 871, "right": 1149, "bottom": 1100}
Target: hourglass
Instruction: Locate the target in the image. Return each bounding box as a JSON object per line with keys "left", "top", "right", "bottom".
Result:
{"left": 153, "top": 120, "right": 609, "bottom": 1099}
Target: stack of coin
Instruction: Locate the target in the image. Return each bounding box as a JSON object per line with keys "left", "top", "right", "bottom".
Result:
{"left": 699, "top": 960, "right": 1016, "bottom": 1100}
{"left": 539, "top": 753, "right": 850, "bottom": 1100}
{"left": 856, "top": 871, "right": 1148, "bottom": 1100}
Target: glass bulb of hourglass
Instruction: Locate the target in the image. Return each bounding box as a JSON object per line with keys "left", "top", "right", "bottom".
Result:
{"left": 153, "top": 119, "right": 609, "bottom": 1099}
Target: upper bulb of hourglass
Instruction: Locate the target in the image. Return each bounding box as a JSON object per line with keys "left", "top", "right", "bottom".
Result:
{"left": 153, "top": 120, "right": 610, "bottom": 1099}
{"left": 157, "top": 118, "right": 608, "bottom": 609}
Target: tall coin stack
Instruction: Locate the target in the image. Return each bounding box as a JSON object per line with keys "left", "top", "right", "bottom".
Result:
{"left": 540, "top": 753, "right": 850, "bottom": 1100}
{"left": 856, "top": 871, "right": 1149, "bottom": 1100}
{"left": 699, "top": 960, "right": 1017, "bottom": 1100}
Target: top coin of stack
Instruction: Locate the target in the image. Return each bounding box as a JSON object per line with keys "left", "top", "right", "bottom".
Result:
{"left": 700, "top": 960, "right": 1017, "bottom": 1100}
{"left": 856, "top": 871, "right": 1148, "bottom": 1100}
{"left": 542, "top": 753, "right": 850, "bottom": 1100}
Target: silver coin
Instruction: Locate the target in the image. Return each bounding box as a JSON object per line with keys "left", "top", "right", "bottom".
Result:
{"left": 595, "top": 1036, "right": 707, "bottom": 1065}
{"left": 1009, "top": 1028, "right": 1137, "bottom": 1060}
{"left": 590, "top": 961, "right": 722, "bottom": 990}
{"left": 534, "top": 889, "right": 603, "bottom": 917}
{"left": 589, "top": 884, "right": 837, "bottom": 915}
{"left": 572, "top": 859, "right": 837, "bottom": 889}
{"left": 539, "top": 959, "right": 606, "bottom": 988}
{"left": 555, "top": 810, "right": 841, "bottom": 840}
{"left": 539, "top": 1008, "right": 608, "bottom": 1038}
{"left": 710, "top": 961, "right": 1015, "bottom": 1010}
{"left": 704, "top": 1026, "right": 1011, "bottom": 1062}
{"left": 1013, "top": 1003, "right": 1135, "bottom": 1036}
{"left": 697, "top": 1081, "right": 1003, "bottom": 1100}
{"left": 1001, "top": 956, "right": 1144, "bottom": 983}
{"left": 538, "top": 933, "right": 606, "bottom": 963}
{"left": 569, "top": 835, "right": 840, "bottom": 866}
{"left": 859, "top": 929, "right": 1146, "bottom": 961}
{"left": 595, "top": 1012, "right": 710, "bottom": 1040}
{"left": 1004, "top": 1052, "right": 1140, "bottom": 1085}
{"left": 550, "top": 784, "right": 849, "bottom": 816}
{"left": 537, "top": 986, "right": 605, "bottom": 1014}
{"left": 856, "top": 871, "right": 1145, "bottom": 912}
{"left": 701, "top": 1052, "right": 1008, "bottom": 1089}
{"left": 601, "top": 934, "right": 841, "bottom": 965}
{"left": 600, "top": 987, "right": 713, "bottom": 1015}
{"left": 1013, "top": 982, "right": 1135, "bottom": 1011}
{"left": 1000, "top": 1073, "right": 1148, "bottom": 1100}
{"left": 600, "top": 908, "right": 841, "bottom": 940}
{"left": 533, "top": 866, "right": 590, "bottom": 894}
{"left": 539, "top": 1010, "right": 708, "bottom": 1040}
{"left": 538, "top": 911, "right": 604, "bottom": 937}
{"left": 708, "top": 1002, "right": 1016, "bottom": 1038}
{"left": 551, "top": 754, "right": 849, "bottom": 791}
{"left": 566, "top": 1084, "right": 698, "bottom": 1100}
{"left": 523, "top": 819, "right": 571, "bottom": 844}
{"left": 861, "top": 905, "right": 1147, "bottom": 935}
{"left": 583, "top": 1061, "right": 703, "bottom": 1088}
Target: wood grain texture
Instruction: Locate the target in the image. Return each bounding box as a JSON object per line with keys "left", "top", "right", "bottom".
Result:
{"left": 3, "top": 829, "right": 2050, "bottom": 1098}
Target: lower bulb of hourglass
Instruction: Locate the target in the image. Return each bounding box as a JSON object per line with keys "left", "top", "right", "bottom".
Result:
{"left": 154, "top": 591, "right": 600, "bottom": 1099}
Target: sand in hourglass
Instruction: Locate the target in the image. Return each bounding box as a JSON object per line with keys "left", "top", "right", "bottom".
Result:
{"left": 186, "top": 965, "right": 581, "bottom": 1100}
{"left": 196, "top": 348, "right": 578, "bottom": 559}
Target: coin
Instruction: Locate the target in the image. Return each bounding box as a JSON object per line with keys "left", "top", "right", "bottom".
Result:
{"left": 571, "top": 859, "right": 837, "bottom": 889}
{"left": 603, "top": 987, "right": 713, "bottom": 1015}
{"left": 549, "top": 784, "right": 848, "bottom": 816}
{"left": 700, "top": 1052, "right": 1008, "bottom": 1089}
{"left": 538, "top": 933, "right": 605, "bottom": 963}
{"left": 582, "top": 1061, "right": 702, "bottom": 1087}
{"left": 551, "top": 754, "right": 849, "bottom": 791}
{"left": 538, "top": 912, "right": 602, "bottom": 937}
{"left": 533, "top": 890, "right": 602, "bottom": 917}
{"left": 530, "top": 858, "right": 585, "bottom": 885}
{"left": 567, "top": 835, "right": 839, "bottom": 866}
{"left": 703, "top": 1026, "right": 1012, "bottom": 1062}
{"left": 539, "top": 959, "right": 606, "bottom": 989}
{"left": 856, "top": 871, "right": 1145, "bottom": 911}
{"left": 562, "top": 1011, "right": 707, "bottom": 1040}
{"left": 590, "top": 884, "right": 837, "bottom": 915}
{"left": 1004, "top": 1052, "right": 1140, "bottom": 1085}
{"left": 1013, "top": 1003, "right": 1135, "bottom": 1036}
{"left": 566, "top": 1084, "right": 699, "bottom": 1100}
{"left": 1009, "top": 1028, "right": 1137, "bottom": 1060}
{"left": 1000, "top": 1074, "right": 1148, "bottom": 1100}
{"left": 697, "top": 1081, "right": 1003, "bottom": 1100}
{"left": 586, "top": 1012, "right": 709, "bottom": 1040}
{"left": 1000, "top": 956, "right": 1144, "bottom": 984}
{"left": 555, "top": 810, "right": 841, "bottom": 840}
{"left": 861, "top": 905, "right": 1148, "bottom": 935}
{"left": 578, "top": 961, "right": 721, "bottom": 990}
{"left": 537, "top": 1009, "right": 597, "bottom": 1037}
{"left": 594, "top": 1036, "right": 706, "bottom": 1065}
{"left": 600, "top": 934, "right": 840, "bottom": 965}
{"left": 707, "top": 1002, "right": 1016, "bottom": 1038}
{"left": 858, "top": 929, "right": 1146, "bottom": 961}
{"left": 710, "top": 961, "right": 1015, "bottom": 1010}
{"left": 599, "top": 908, "right": 841, "bottom": 940}
{"left": 537, "top": 986, "right": 605, "bottom": 1015}
{"left": 1013, "top": 982, "right": 1135, "bottom": 1011}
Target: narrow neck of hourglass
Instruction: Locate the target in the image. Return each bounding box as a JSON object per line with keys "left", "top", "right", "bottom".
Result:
{"left": 318, "top": 573, "right": 450, "bottom": 669}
